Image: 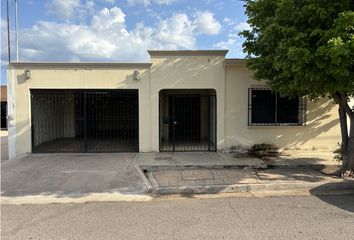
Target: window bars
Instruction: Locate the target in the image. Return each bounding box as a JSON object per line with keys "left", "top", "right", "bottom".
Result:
{"left": 248, "top": 88, "right": 306, "bottom": 126}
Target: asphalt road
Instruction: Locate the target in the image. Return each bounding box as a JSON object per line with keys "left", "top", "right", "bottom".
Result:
{"left": 2, "top": 194, "right": 354, "bottom": 240}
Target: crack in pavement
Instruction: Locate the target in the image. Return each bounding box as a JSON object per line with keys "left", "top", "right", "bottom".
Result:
{"left": 226, "top": 199, "right": 243, "bottom": 221}
{"left": 254, "top": 171, "right": 263, "bottom": 180}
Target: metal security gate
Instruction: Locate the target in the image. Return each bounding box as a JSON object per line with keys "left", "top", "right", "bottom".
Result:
{"left": 31, "top": 90, "right": 139, "bottom": 153}
{"left": 1, "top": 102, "right": 7, "bottom": 129}
{"left": 159, "top": 89, "right": 216, "bottom": 151}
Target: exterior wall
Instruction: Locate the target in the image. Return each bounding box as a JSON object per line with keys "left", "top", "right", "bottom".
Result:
{"left": 7, "top": 65, "right": 152, "bottom": 158}
{"left": 150, "top": 55, "right": 226, "bottom": 151}
{"left": 225, "top": 64, "right": 341, "bottom": 151}
{"left": 7, "top": 54, "right": 343, "bottom": 158}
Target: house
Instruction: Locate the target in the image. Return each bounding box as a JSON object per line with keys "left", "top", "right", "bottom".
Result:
{"left": 6, "top": 50, "right": 341, "bottom": 159}
{"left": 1, "top": 86, "right": 7, "bottom": 130}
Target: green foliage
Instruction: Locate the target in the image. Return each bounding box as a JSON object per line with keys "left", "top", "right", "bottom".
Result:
{"left": 241, "top": 0, "right": 354, "bottom": 100}
{"left": 333, "top": 143, "right": 343, "bottom": 162}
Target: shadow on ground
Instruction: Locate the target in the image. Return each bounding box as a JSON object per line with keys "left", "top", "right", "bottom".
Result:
{"left": 310, "top": 182, "right": 354, "bottom": 213}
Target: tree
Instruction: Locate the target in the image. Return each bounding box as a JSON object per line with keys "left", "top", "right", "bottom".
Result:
{"left": 241, "top": 0, "right": 354, "bottom": 176}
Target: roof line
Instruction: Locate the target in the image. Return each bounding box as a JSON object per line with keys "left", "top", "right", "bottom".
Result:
{"left": 8, "top": 62, "right": 152, "bottom": 69}
{"left": 148, "top": 50, "right": 229, "bottom": 57}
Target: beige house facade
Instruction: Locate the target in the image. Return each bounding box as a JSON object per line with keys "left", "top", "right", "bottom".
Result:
{"left": 7, "top": 50, "right": 341, "bottom": 159}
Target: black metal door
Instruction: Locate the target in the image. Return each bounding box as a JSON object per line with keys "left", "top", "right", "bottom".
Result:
{"left": 31, "top": 90, "right": 139, "bottom": 153}
{"left": 160, "top": 93, "right": 216, "bottom": 151}
{"left": 1, "top": 102, "right": 7, "bottom": 129}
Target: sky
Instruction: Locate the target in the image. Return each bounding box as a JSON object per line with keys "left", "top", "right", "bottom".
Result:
{"left": 1, "top": 0, "right": 250, "bottom": 84}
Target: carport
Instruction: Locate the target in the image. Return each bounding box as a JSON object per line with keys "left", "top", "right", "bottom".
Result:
{"left": 31, "top": 89, "right": 139, "bottom": 153}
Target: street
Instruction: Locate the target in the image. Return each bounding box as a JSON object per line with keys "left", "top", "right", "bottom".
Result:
{"left": 2, "top": 194, "right": 354, "bottom": 240}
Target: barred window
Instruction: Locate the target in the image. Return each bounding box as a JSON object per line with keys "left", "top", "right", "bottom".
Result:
{"left": 248, "top": 88, "right": 306, "bottom": 126}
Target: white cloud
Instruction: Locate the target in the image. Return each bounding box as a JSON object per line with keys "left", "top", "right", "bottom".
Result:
{"left": 213, "top": 38, "right": 235, "bottom": 49}
{"left": 155, "top": 13, "right": 195, "bottom": 48}
{"left": 47, "top": 0, "right": 95, "bottom": 20}
{"left": 222, "top": 17, "right": 231, "bottom": 24}
{"left": 152, "top": 0, "right": 178, "bottom": 4}
{"left": 127, "top": 0, "right": 150, "bottom": 6}
{"left": 212, "top": 21, "right": 250, "bottom": 57}
{"left": 91, "top": 7, "right": 126, "bottom": 30}
{"left": 103, "top": 0, "right": 116, "bottom": 3}
{"left": 193, "top": 11, "right": 221, "bottom": 35}
{"left": 127, "top": 0, "right": 178, "bottom": 6}
{"left": 222, "top": 17, "right": 236, "bottom": 26}
{"left": 15, "top": 8, "right": 222, "bottom": 62}
{"left": 234, "top": 22, "right": 251, "bottom": 31}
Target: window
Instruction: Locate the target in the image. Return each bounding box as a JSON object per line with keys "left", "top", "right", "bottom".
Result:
{"left": 248, "top": 88, "right": 306, "bottom": 126}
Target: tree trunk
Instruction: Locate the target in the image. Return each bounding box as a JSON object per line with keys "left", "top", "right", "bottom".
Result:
{"left": 335, "top": 91, "right": 354, "bottom": 176}
{"left": 347, "top": 117, "right": 354, "bottom": 174}
{"left": 338, "top": 106, "right": 349, "bottom": 170}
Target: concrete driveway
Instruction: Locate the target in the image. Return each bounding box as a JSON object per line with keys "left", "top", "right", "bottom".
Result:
{"left": 1, "top": 153, "right": 146, "bottom": 199}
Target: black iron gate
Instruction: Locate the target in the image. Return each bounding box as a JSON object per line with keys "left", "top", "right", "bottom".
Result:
{"left": 159, "top": 90, "right": 216, "bottom": 151}
{"left": 31, "top": 89, "right": 139, "bottom": 153}
{"left": 1, "top": 102, "right": 7, "bottom": 129}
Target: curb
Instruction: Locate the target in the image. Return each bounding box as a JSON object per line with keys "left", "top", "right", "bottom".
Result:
{"left": 2, "top": 181, "right": 352, "bottom": 205}
{"left": 138, "top": 164, "right": 340, "bottom": 171}
{"left": 134, "top": 165, "right": 153, "bottom": 192}
{"left": 153, "top": 180, "right": 354, "bottom": 195}
{"left": 1, "top": 192, "right": 153, "bottom": 205}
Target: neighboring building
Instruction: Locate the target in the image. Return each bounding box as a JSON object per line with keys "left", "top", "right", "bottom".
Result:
{"left": 6, "top": 50, "right": 340, "bottom": 159}
{"left": 1, "top": 86, "right": 7, "bottom": 129}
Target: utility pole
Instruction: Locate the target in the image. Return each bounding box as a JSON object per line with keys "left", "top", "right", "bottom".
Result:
{"left": 7, "top": 0, "right": 11, "bottom": 63}
{"left": 15, "top": 0, "right": 19, "bottom": 62}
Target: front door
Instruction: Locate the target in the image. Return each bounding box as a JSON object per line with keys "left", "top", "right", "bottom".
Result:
{"left": 159, "top": 90, "right": 216, "bottom": 151}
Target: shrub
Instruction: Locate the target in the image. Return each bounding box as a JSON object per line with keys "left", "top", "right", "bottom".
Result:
{"left": 248, "top": 143, "right": 279, "bottom": 158}
{"left": 333, "top": 143, "right": 343, "bottom": 162}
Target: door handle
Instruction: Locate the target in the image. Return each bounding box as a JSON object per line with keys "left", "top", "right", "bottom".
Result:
{"left": 173, "top": 121, "right": 178, "bottom": 125}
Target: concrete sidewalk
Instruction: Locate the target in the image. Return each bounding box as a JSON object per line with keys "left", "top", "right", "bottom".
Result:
{"left": 1, "top": 152, "right": 352, "bottom": 204}
{"left": 137, "top": 151, "right": 340, "bottom": 168}
{"left": 1, "top": 130, "right": 8, "bottom": 162}
{"left": 144, "top": 167, "right": 353, "bottom": 195}
{"left": 136, "top": 152, "right": 352, "bottom": 196}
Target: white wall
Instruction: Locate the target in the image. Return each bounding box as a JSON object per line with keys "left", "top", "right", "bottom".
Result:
{"left": 8, "top": 64, "right": 152, "bottom": 158}
{"left": 225, "top": 65, "right": 341, "bottom": 151}
{"left": 150, "top": 55, "right": 226, "bottom": 151}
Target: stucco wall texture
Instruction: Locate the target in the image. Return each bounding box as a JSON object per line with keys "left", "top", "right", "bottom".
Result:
{"left": 7, "top": 51, "right": 341, "bottom": 159}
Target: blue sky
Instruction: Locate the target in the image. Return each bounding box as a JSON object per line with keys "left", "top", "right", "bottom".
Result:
{"left": 1, "top": 0, "right": 249, "bottom": 84}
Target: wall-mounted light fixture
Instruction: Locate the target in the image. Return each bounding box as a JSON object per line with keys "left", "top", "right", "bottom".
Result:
{"left": 24, "top": 69, "right": 31, "bottom": 80}
{"left": 133, "top": 70, "right": 140, "bottom": 81}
